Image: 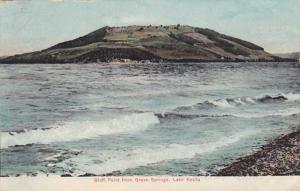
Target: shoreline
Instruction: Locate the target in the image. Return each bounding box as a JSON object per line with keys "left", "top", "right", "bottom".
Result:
{"left": 0, "top": 59, "right": 297, "bottom": 65}
{"left": 1, "top": 128, "right": 300, "bottom": 177}
{"left": 217, "top": 127, "right": 300, "bottom": 176}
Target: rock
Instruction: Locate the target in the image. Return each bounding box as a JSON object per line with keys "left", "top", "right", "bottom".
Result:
{"left": 61, "top": 174, "right": 72, "bottom": 177}
{"left": 217, "top": 127, "right": 300, "bottom": 176}
{"left": 78, "top": 173, "right": 97, "bottom": 177}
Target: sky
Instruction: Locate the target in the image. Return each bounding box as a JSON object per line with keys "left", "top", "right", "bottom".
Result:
{"left": 0, "top": 0, "right": 299, "bottom": 56}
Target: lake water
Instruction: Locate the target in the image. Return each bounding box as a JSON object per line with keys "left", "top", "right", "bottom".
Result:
{"left": 0, "top": 62, "right": 300, "bottom": 176}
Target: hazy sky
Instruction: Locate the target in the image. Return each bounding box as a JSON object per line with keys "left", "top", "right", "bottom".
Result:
{"left": 0, "top": 0, "right": 299, "bottom": 56}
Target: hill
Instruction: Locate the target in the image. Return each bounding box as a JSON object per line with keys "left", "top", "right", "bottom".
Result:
{"left": 275, "top": 52, "right": 300, "bottom": 59}
{"left": 0, "top": 25, "right": 282, "bottom": 63}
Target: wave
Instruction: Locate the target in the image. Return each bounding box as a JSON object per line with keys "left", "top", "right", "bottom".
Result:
{"left": 155, "top": 112, "right": 234, "bottom": 119}
{"left": 234, "top": 107, "right": 300, "bottom": 118}
{"left": 196, "top": 93, "right": 300, "bottom": 108}
{"left": 59, "top": 131, "right": 253, "bottom": 176}
{"left": 156, "top": 107, "right": 300, "bottom": 120}
{"left": 1, "top": 113, "right": 159, "bottom": 148}
{"left": 283, "top": 93, "right": 300, "bottom": 102}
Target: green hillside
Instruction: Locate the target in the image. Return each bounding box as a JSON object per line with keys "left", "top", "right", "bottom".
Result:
{"left": 1, "top": 25, "right": 280, "bottom": 63}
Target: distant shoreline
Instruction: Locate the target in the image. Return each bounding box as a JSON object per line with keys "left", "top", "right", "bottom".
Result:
{"left": 217, "top": 126, "right": 300, "bottom": 176}
{"left": 0, "top": 58, "right": 296, "bottom": 65}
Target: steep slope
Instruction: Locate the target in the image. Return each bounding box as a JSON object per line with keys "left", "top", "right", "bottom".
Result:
{"left": 1, "top": 25, "right": 280, "bottom": 64}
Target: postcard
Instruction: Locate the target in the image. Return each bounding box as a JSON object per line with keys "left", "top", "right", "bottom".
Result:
{"left": 0, "top": 0, "right": 299, "bottom": 190}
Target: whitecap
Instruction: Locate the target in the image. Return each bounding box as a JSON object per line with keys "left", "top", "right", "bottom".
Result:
{"left": 1, "top": 112, "right": 159, "bottom": 148}
{"left": 59, "top": 130, "right": 253, "bottom": 176}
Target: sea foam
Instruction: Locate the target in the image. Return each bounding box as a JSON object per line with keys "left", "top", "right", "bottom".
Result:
{"left": 1, "top": 112, "right": 159, "bottom": 148}
{"left": 202, "top": 93, "right": 300, "bottom": 108}
{"left": 283, "top": 93, "right": 300, "bottom": 102}
{"left": 58, "top": 131, "right": 253, "bottom": 176}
